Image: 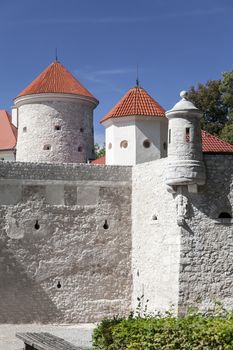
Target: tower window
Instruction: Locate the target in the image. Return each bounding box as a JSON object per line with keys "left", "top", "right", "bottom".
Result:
{"left": 23, "top": 127, "right": 27, "bottom": 133}
{"left": 120, "top": 140, "right": 128, "bottom": 149}
{"left": 55, "top": 125, "right": 61, "bottom": 130}
{"left": 218, "top": 212, "right": 232, "bottom": 218}
{"left": 108, "top": 142, "right": 112, "bottom": 150}
{"left": 78, "top": 146, "right": 82, "bottom": 152}
{"left": 143, "top": 139, "right": 151, "bottom": 148}
{"left": 168, "top": 129, "right": 171, "bottom": 143}
{"left": 186, "top": 128, "right": 190, "bottom": 142}
{"left": 80, "top": 128, "right": 84, "bottom": 133}
{"left": 43, "top": 144, "right": 51, "bottom": 150}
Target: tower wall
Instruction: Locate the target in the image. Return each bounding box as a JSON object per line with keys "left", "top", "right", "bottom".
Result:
{"left": 165, "top": 94, "right": 206, "bottom": 190}
{"left": 105, "top": 116, "right": 167, "bottom": 166}
{"left": 15, "top": 94, "right": 96, "bottom": 163}
{"left": 105, "top": 119, "right": 136, "bottom": 166}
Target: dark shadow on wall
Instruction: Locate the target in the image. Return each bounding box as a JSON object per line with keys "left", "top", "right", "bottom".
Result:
{"left": 184, "top": 155, "right": 232, "bottom": 219}
{"left": 0, "top": 241, "right": 62, "bottom": 323}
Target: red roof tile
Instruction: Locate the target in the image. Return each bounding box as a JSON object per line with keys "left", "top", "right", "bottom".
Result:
{"left": 202, "top": 130, "right": 233, "bottom": 153}
{"left": 91, "top": 156, "right": 106, "bottom": 164}
{"left": 17, "top": 61, "right": 98, "bottom": 101}
{"left": 100, "top": 86, "right": 165, "bottom": 123}
{"left": 0, "top": 110, "right": 17, "bottom": 150}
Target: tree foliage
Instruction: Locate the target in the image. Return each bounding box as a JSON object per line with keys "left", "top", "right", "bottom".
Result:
{"left": 187, "top": 80, "right": 228, "bottom": 136}
{"left": 94, "top": 143, "right": 105, "bottom": 159}
{"left": 93, "top": 311, "right": 233, "bottom": 350}
{"left": 220, "top": 121, "right": 233, "bottom": 145}
{"left": 186, "top": 70, "right": 233, "bottom": 144}
{"left": 220, "top": 70, "right": 233, "bottom": 120}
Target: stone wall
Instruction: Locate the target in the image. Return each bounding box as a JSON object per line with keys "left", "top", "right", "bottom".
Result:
{"left": 178, "top": 154, "right": 233, "bottom": 314}
{"left": 0, "top": 162, "right": 132, "bottom": 323}
{"left": 132, "top": 158, "right": 181, "bottom": 315}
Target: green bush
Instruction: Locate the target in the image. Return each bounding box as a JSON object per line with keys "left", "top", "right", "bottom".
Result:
{"left": 93, "top": 312, "right": 233, "bottom": 350}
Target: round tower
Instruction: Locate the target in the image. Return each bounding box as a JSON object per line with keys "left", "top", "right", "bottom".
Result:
{"left": 14, "top": 61, "right": 98, "bottom": 163}
{"left": 165, "top": 91, "right": 206, "bottom": 192}
{"left": 100, "top": 85, "right": 168, "bottom": 166}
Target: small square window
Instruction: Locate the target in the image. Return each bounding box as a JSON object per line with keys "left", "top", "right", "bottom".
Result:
{"left": 186, "top": 128, "right": 190, "bottom": 142}
{"left": 43, "top": 144, "right": 51, "bottom": 150}
{"left": 55, "top": 125, "right": 61, "bottom": 130}
{"left": 23, "top": 127, "right": 27, "bottom": 132}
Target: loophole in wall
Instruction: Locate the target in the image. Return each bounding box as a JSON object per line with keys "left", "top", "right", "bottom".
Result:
{"left": 34, "top": 220, "right": 40, "bottom": 230}
{"left": 57, "top": 281, "right": 61, "bottom": 288}
{"left": 103, "top": 220, "right": 109, "bottom": 230}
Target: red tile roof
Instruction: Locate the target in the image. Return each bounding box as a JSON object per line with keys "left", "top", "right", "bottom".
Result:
{"left": 202, "top": 130, "right": 233, "bottom": 153}
{"left": 100, "top": 86, "right": 165, "bottom": 123}
{"left": 17, "top": 61, "right": 98, "bottom": 101}
{"left": 91, "top": 156, "right": 106, "bottom": 164}
{"left": 0, "top": 110, "right": 17, "bottom": 150}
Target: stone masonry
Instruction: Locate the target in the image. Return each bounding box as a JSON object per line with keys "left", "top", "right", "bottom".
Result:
{"left": 0, "top": 154, "right": 232, "bottom": 323}
{"left": 0, "top": 162, "right": 132, "bottom": 323}
{"left": 15, "top": 98, "right": 96, "bottom": 163}
{"left": 178, "top": 154, "right": 233, "bottom": 314}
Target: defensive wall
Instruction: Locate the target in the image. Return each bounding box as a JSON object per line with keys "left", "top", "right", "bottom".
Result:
{"left": 0, "top": 155, "right": 232, "bottom": 323}
{"left": 0, "top": 162, "right": 132, "bottom": 323}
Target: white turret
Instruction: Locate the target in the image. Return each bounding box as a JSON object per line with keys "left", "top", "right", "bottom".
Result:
{"left": 165, "top": 91, "right": 206, "bottom": 193}
{"left": 14, "top": 61, "right": 98, "bottom": 163}
{"left": 100, "top": 86, "right": 168, "bottom": 166}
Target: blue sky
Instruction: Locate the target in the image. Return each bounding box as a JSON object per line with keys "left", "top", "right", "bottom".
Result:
{"left": 1, "top": 0, "right": 233, "bottom": 145}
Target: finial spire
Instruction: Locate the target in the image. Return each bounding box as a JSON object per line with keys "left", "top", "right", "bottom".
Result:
{"left": 136, "top": 64, "right": 139, "bottom": 87}
{"left": 55, "top": 48, "right": 58, "bottom": 62}
{"left": 180, "top": 90, "right": 187, "bottom": 100}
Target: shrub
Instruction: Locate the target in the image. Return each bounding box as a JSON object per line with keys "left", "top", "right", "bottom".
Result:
{"left": 92, "top": 312, "right": 233, "bottom": 350}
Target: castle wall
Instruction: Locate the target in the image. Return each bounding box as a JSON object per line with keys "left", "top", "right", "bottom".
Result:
{"left": 132, "top": 158, "right": 181, "bottom": 314}
{"left": 178, "top": 154, "right": 233, "bottom": 313}
{"left": 0, "top": 162, "right": 132, "bottom": 323}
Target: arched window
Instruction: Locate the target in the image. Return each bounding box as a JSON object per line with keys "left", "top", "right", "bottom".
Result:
{"left": 218, "top": 212, "right": 232, "bottom": 219}
{"left": 78, "top": 146, "right": 82, "bottom": 152}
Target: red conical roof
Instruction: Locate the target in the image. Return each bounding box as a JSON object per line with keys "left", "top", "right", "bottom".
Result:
{"left": 17, "top": 61, "right": 98, "bottom": 101}
{"left": 100, "top": 86, "right": 165, "bottom": 123}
